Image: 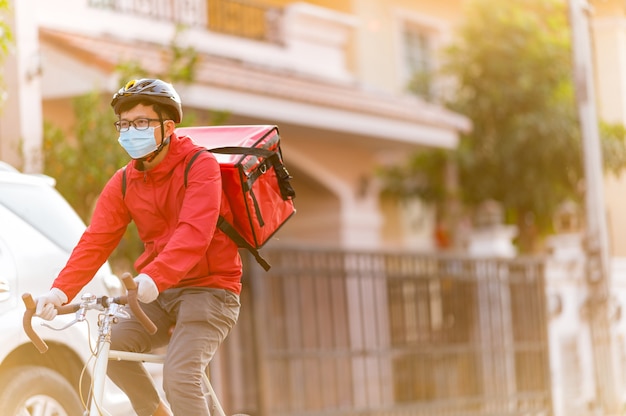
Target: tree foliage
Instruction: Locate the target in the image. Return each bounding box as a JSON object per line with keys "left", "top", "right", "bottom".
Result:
{"left": 447, "top": 0, "right": 580, "bottom": 231}
{"left": 600, "top": 121, "right": 626, "bottom": 177}
{"left": 44, "top": 93, "right": 128, "bottom": 218}
{"left": 382, "top": 0, "right": 626, "bottom": 252}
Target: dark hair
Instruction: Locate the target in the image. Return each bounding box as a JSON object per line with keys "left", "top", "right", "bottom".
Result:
{"left": 116, "top": 98, "right": 177, "bottom": 121}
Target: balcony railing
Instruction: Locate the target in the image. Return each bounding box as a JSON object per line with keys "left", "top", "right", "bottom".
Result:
{"left": 88, "top": 0, "right": 282, "bottom": 43}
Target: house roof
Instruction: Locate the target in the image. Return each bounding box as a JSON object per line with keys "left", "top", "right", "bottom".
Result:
{"left": 39, "top": 28, "right": 470, "bottom": 149}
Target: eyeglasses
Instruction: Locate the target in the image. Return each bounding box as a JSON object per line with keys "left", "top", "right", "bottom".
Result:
{"left": 114, "top": 118, "right": 163, "bottom": 132}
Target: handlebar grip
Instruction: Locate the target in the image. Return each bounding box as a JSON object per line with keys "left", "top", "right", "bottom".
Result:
{"left": 122, "top": 273, "right": 137, "bottom": 290}
{"left": 121, "top": 273, "right": 157, "bottom": 335}
{"left": 56, "top": 304, "right": 81, "bottom": 315}
{"left": 21, "top": 293, "right": 49, "bottom": 354}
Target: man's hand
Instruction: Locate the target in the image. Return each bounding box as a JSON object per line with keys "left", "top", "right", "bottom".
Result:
{"left": 134, "top": 273, "right": 159, "bottom": 303}
{"left": 34, "top": 288, "right": 68, "bottom": 320}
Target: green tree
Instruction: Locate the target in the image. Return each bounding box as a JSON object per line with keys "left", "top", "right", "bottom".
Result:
{"left": 448, "top": 0, "right": 579, "bottom": 209}
{"left": 600, "top": 121, "right": 626, "bottom": 177}
{"left": 44, "top": 93, "right": 127, "bottom": 218}
{"left": 383, "top": 0, "right": 626, "bottom": 252}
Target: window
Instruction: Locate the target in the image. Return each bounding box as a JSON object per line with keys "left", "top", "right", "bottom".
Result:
{"left": 404, "top": 22, "right": 433, "bottom": 81}
{"left": 396, "top": 14, "right": 443, "bottom": 101}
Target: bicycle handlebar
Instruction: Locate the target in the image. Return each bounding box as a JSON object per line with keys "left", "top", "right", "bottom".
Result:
{"left": 22, "top": 294, "right": 50, "bottom": 353}
{"left": 122, "top": 273, "right": 158, "bottom": 335}
{"left": 22, "top": 273, "right": 157, "bottom": 354}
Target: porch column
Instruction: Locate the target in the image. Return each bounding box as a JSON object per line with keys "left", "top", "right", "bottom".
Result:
{"left": 0, "top": 0, "right": 43, "bottom": 172}
{"left": 340, "top": 192, "right": 384, "bottom": 249}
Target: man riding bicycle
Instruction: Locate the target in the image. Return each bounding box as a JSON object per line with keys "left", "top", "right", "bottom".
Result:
{"left": 34, "top": 78, "right": 242, "bottom": 416}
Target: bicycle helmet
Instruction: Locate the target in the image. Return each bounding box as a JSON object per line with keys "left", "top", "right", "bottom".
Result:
{"left": 111, "top": 78, "right": 183, "bottom": 123}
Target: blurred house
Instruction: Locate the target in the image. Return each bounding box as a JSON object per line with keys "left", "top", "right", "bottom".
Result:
{"left": 5, "top": 1, "right": 626, "bottom": 415}
{"left": 4, "top": 2, "right": 626, "bottom": 259}
{"left": 0, "top": 0, "right": 470, "bottom": 254}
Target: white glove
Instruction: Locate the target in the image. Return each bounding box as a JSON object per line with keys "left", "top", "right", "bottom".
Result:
{"left": 35, "top": 288, "right": 68, "bottom": 321}
{"left": 134, "top": 273, "right": 159, "bottom": 303}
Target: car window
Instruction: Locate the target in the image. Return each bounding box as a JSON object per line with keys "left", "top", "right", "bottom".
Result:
{"left": 0, "top": 182, "right": 86, "bottom": 253}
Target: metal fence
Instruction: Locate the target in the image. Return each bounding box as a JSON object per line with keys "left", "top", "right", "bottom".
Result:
{"left": 220, "top": 248, "right": 552, "bottom": 416}
{"left": 88, "top": 0, "right": 283, "bottom": 43}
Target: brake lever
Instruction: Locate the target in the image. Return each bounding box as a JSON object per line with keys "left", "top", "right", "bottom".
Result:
{"left": 40, "top": 293, "right": 98, "bottom": 331}
{"left": 41, "top": 317, "right": 81, "bottom": 331}
{"left": 113, "top": 306, "right": 130, "bottom": 320}
{"left": 40, "top": 307, "right": 88, "bottom": 331}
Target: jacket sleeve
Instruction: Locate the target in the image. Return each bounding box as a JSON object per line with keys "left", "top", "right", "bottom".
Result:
{"left": 52, "top": 169, "right": 132, "bottom": 301}
{"left": 141, "top": 152, "right": 222, "bottom": 290}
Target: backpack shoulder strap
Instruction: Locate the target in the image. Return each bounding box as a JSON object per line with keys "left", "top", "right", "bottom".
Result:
{"left": 184, "top": 149, "right": 210, "bottom": 188}
{"left": 121, "top": 166, "right": 127, "bottom": 199}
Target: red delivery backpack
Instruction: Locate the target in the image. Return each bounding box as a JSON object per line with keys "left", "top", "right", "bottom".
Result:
{"left": 176, "top": 125, "right": 296, "bottom": 270}
{"left": 122, "top": 125, "right": 295, "bottom": 271}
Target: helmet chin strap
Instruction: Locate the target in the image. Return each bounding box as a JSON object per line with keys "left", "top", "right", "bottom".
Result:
{"left": 143, "top": 136, "right": 169, "bottom": 163}
{"left": 141, "top": 115, "right": 169, "bottom": 163}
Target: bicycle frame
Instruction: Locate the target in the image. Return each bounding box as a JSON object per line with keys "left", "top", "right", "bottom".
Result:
{"left": 22, "top": 274, "right": 228, "bottom": 416}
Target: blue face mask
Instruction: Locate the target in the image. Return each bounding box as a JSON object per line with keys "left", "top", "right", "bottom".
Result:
{"left": 118, "top": 127, "right": 159, "bottom": 159}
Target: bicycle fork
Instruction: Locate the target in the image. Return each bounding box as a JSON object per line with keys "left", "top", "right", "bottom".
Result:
{"left": 86, "top": 302, "right": 122, "bottom": 415}
{"left": 87, "top": 337, "right": 112, "bottom": 415}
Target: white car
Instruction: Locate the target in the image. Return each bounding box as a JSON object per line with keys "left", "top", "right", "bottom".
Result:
{"left": 0, "top": 161, "right": 135, "bottom": 415}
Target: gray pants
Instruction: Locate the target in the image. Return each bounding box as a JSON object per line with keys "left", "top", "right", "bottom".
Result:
{"left": 108, "top": 287, "right": 241, "bottom": 416}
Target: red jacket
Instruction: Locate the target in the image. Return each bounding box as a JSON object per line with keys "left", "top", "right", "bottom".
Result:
{"left": 53, "top": 133, "right": 242, "bottom": 301}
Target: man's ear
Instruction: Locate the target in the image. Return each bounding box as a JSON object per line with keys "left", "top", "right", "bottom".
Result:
{"left": 165, "top": 120, "right": 176, "bottom": 136}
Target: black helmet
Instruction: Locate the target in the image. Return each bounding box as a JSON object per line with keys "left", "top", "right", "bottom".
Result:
{"left": 111, "top": 78, "right": 183, "bottom": 123}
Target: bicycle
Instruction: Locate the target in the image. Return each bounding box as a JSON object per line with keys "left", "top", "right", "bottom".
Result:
{"left": 22, "top": 273, "right": 249, "bottom": 416}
